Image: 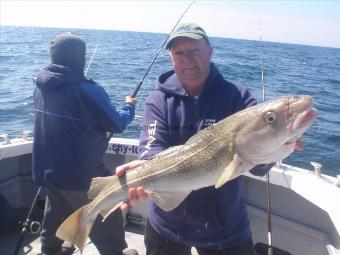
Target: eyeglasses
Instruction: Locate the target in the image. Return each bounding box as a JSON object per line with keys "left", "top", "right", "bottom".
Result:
{"left": 172, "top": 48, "right": 204, "bottom": 60}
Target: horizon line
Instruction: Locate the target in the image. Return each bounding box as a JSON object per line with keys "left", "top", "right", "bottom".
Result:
{"left": 2, "top": 24, "right": 339, "bottom": 50}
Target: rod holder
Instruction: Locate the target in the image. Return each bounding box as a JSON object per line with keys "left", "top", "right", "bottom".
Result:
{"left": 0, "top": 134, "right": 9, "bottom": 145}
{"left": 311, "top": 161, "right": 322, "bottom": 176}
{"left": 336, "top": 175, "right": 340, "bottom": 187}
{"left": 22, "top": 131, "right": 33, "bottom": 141}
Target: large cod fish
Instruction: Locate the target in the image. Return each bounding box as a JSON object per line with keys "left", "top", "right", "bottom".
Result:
{"left": 56, "top": 95, "right": 317, "bottom": 253}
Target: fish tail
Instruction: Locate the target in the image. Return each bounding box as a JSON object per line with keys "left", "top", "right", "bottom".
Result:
{"left": 56, "top": 205, "right": 94, "bottom": 254}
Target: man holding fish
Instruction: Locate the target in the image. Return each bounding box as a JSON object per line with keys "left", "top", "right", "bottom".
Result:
{"left": 56, "top": 23, "right": 316, "bottom": 255}
{"left": 117, "top": 23, "right": 311, "bottom": 254}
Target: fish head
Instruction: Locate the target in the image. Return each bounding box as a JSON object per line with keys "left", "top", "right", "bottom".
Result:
{"left": 232, "top": 95, "right": 317, "bottom": 165}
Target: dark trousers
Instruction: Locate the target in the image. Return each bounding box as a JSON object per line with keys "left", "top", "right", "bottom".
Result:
{"left": 144, "top": 220, "right": 256, "bottom": 255}
{"left": 41, "top": 186, "right": 127, "bottom": 255}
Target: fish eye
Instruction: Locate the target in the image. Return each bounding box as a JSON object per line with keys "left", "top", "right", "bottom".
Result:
{"left": 265, "top": 111, "right": 277, "bottom": 123}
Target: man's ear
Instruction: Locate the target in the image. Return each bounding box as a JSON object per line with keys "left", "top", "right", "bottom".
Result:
{"left": 208, "top": 45, "right": 213, "bottom": 58}
{"left": 169, "top": 51, "right": 175, "bottom": 65}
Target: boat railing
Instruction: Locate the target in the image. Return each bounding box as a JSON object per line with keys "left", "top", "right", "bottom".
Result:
{"left": 0, "top": 114, "right": 142, "bottom": 146}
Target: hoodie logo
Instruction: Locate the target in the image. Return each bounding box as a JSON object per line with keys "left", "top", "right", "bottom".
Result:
{"left": 203, "top": 118, "right": 216, "bottom": 128}
{"left": 140, "top": 120, "right": 157, "bottom": 158}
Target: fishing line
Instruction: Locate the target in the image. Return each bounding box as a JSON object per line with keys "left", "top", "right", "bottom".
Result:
{"left": 33, "top": 109, "right": 85, "bottom": 122}
{"left": 82, "top": 40, "right": 143, "bottom": 121}
{"left": 130, "top": 0, "right": 196, "bottom": 98}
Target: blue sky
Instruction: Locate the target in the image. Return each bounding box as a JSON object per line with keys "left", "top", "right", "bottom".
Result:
{"left": 1, "top": 1, "right": 340, "bottom": 48}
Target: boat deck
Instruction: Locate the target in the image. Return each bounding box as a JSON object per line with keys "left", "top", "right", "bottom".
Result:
{"left": 1, "top": 223, "right": 146, "bottom": 255}
{"left": 1, "top": 223, "right": 200, "bottom": 255}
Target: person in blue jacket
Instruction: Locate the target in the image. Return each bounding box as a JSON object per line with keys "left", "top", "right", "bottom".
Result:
{"left": 33, "top": 33, "right": 138, "bottom": 255}
{"left": 117, "top": 23, "right": 303, "bottom": 255}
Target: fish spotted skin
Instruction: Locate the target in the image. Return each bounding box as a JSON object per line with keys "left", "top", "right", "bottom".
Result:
{"left": 56, "top": 95, "right": 317, "bottom": 253}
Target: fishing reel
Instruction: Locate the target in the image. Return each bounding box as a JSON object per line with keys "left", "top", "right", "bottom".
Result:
{"left": 20, "top": 219, "right": 41, "bottom": 234}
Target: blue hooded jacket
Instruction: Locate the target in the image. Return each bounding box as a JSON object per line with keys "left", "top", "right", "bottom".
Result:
{"left": 33, "top": 64, "right": 135, "bottom": 191}
{"left": 139, "top": 63, "right": 271, "bottom": 248}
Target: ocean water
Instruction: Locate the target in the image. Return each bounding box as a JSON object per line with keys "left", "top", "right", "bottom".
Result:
{"left": 1, "top": 26, "right": 339, "bottom": 176}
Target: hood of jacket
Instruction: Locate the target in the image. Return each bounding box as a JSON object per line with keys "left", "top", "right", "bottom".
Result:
{"left": 156, "top": 63, "right": 218, "bottom": 97}
{"left": 35, "top": 64, "right": 86, "bottom": 92}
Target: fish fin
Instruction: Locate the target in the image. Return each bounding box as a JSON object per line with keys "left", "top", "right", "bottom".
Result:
{"left": 88, "top": 176, "right": 117, "bottom": 199}
{"left": 149, "top": 191, "right": 191, "bottom": 211}
{"left": 101, "top": 202, "right": 124, "bottom": 222}
{"left": 215, "top": 154, "right": 253, "bottom": 188}
{"left": 56, "top": 205, "right": 94, "bottom": 254}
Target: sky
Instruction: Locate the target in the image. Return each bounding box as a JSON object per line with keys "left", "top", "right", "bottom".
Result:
{"left": 1, "top": 0, "right": 340, "bottom": 48}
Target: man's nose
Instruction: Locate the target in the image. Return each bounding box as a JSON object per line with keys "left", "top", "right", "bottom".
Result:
{"left": 181, "top": 51, "right": 196, "bottom": 61}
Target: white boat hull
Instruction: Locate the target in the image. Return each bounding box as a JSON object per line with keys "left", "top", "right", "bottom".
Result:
{"left": 0, "top": 137, "right": 339, "bottom": 254}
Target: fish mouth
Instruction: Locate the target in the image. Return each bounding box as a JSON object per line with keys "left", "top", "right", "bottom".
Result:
{"left": 285, "top": 106, "right": 317, "bottom": 145}
{"left": 292, "top": 107, "right": 317, "bottom": 131}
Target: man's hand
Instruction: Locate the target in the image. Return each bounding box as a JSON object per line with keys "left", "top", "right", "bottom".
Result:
{"left": 125, "top": 96, "right": 137, "bottom": 106}
{"left": 116, "top": 160, "right": 148, "bottom": 211}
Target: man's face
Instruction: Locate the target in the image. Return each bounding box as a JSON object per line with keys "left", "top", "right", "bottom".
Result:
{"left": 169, "top": 37, "right": 212, "bottom": 96}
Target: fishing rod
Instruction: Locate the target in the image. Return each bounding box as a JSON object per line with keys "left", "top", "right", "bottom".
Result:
{"left": 85, "top": 40, "right": 99, "bottom": 76}
{"left": 259, "top": 18, "right": 274, "bottom": 255}
{"left": 259, "top": 20, "right": 266, "bottom": 103}
{"left": 12, "top": 187, "right": 42, "bottom": 255}
{"left": 258, "top": 20, "right": 290, "bottom": 255}
{"left": 130, "top": 0, "right": 196, "bottom": 98}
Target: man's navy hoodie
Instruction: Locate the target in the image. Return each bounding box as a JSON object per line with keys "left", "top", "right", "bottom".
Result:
{"left": 33, "top": 64, "right": 135, "bottom": 191}
{"left": 139, "top": 63, "right": 271, "bottom": 248}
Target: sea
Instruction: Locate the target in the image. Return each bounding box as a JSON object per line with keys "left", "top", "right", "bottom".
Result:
{"left": 1, "top": 26, "right": 340, "bottom": 176}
